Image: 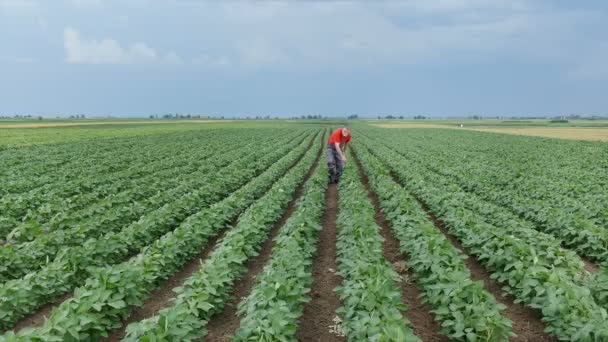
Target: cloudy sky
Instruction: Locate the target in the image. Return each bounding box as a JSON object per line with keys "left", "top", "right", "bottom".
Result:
{"left": 1, "top": 0, "right": 607, "bottom": 117}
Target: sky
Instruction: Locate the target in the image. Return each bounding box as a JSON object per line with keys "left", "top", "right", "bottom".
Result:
{"left": 1, "top": 0, "right": 607, "bottom": 118}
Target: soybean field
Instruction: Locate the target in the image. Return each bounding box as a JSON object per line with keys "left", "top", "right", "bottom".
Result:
{"left": 0, "top": 121, "right": 607, "bottom": 341}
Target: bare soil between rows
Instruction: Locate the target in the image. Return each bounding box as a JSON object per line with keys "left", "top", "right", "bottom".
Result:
{"left": 204, "top": 141, "right": 323, "bottom": 341}
{"left": 7, "top": 137, "right": 317, "bottom": 335}
{"left": 103, "top": 228, "right": 230, "bottom": 341}
{"left": 103, "top": 134, "right": 322, "bottom": 341}
{"left": 10, "top": 292, "right": 72, "bottom": 332}
{"left": 389, "top": 171, "right": 556, "bottom": 342}
{"left": 353, "top": 153, "right": 448, "bottom": 342}
{"left": 581, "top": 256, "right": 600, "bottom": 273}
{"left": 296, "top": 184, "right": 345, "bottom": 342}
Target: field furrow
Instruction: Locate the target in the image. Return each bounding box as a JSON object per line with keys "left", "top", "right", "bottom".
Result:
{"left": 119, "top": 132, "right": 322, "bottom": 341}
{"left": 0, "top": 131, "right": 316, "bottom": 333}
{"left": 358, "top": 134, "right": 608, "bottom": 341}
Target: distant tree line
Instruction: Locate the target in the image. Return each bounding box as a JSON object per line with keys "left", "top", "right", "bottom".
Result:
{"left": 149, "top": 114, "right": 228, "bottom": 119}
{"left": 0, "top": 114, "right": 44, "bottom": 120}
{"left": 375, "top": 115, "right": 427, "bottom": 119}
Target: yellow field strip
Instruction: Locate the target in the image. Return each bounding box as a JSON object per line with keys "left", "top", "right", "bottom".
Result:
{"left": 373, "top": 124, "right": 608, "bottom": 142}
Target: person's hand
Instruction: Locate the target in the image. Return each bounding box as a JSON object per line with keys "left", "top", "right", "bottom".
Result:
{"left": 341, "top": 156, "right": 347, "bottom": 163}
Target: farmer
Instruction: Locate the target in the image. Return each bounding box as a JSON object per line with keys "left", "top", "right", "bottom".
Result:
{"left": 327, "top": 127, "right": 352, "bottom": 184}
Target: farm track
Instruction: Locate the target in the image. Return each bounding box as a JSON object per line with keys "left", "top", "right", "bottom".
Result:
{"left": 387, "top": 170, "right": 556, "bottom": 342}
{"left": 102, "top": 134, "right": 322, "bottom": 341}
{"left": 204, "top": 138, "right": 324, "bottom": 342}
{"left": 296, "top": 184, "right": 344, "bottom": 342}
{"left": 352, "top": 154, "right": 448, "bottom": 342}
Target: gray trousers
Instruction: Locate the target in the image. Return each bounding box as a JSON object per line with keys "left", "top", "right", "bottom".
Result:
{"left": 326, "top": 145, "right": 343, "bottom": 180}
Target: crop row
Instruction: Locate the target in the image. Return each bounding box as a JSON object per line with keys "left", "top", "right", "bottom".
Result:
{"left": 0, "top": 132, "right": 316, "bottom": 333}
{"left": 359, "top": 134, "right": 608, "bottom": 341}
{"left": 0, "top": 129, "right": 254, "bottom": 195}
{"left": 0, "top": 135, "right": 197, "bottom": 212}
{"left": 359, "top": 131, "right": 589, "bottom": 282}
{"left": 364, "top": 128, "right": 608, "bottom": 265}
{"left": 1, "top": 143, "right": 229, "bottom": 242}
{"left": 403, "top": 140, "right": 608, "bottom": 266}
{"left": 0, "top": 131, "right": 304, "bottom": 282}
{"left": 364, "top": 129, "right": 608, "bottom": 311}
{"left": 0, "top": 129, "right": 297, "bottom": 241}
{"left": 0, "top": 131, "right": 321, "bottom": 341}
{"left": 233, "top": 153, "right": 328, "bottom": 341}
{"left": 334, "top": 153, "right": 420, "bottom": 341}
{"left": 353, "top": 144, "right": 512, "bottom": 341}
{"left": 122, "top": 133, "right": 323, "bottom": 341}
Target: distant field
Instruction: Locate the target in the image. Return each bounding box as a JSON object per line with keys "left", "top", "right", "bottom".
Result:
{"left": 373, "top": 122, "right": 608, "bottom": 141}
{"left": 0, "top": 119, "right": 333, "bottom": 146}
{"left": 369, "top": 119, "right": 608, "bottom": 128}
{"left": 0, "top": 119, "right": 230, "bottom": 128}
{"left": 469, "top": 127, "right": 608, "bottom": 141}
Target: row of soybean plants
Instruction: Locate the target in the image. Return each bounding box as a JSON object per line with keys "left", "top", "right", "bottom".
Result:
{"left": 0, "top": 134, "right": 140, "bottom": 185}
{"left": 391, "top": 132, "right": 608, "bottom": 308}
{"left": 0, "top": 128, "right": 217, "bottom": 192}
{"left": 353, "top": 144, "right": 512, "bottom": 341}
{"left": 1, "top": 130, "right": 323, "bottom": 341}
{"left": 367, "top": 128, "right": 608, "bottom": 266}
{"left": 357, "top": 134, "right": 608, "bottom": 341}
{"left": 0, "top": 129, "right": 294, "bottom": 240}
{"left": 335, "top": 153, "right": 420, "bottom": 341}
{"left": 361, "top": 129, "right": 608, "bottom": 303}
{"left": 0, "top": 130, "right": 317, "bottom": 333}
{"left": 0, "top": 133, "right": 189, "bottom": 211}
{"left": 0, "top": 130, "right": 304, "bottom": 283}
{"left": 232, "top": 158, "right": 328, "bottom": 341}
{"left": 400, "top": 128, "right": 608, "bottom": 199}
{"left": 377, "top": 128, "right": 608, "bottom": 225}
{"left": 122, "top": 133, "right": 324, "bottom": 341}
{"left": 359, "top": 130, "right": 595, "bottom": 280}
{"left": 0, "top": 137, "right": 228, "bottom": 242}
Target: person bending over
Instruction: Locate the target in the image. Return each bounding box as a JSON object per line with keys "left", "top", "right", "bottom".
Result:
{"left": 326, "top": 127, "right": 352, "bottom": 184}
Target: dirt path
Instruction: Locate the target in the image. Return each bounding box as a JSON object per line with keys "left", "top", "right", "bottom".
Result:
{"left": 296, "top": 184, "right": 345, "bottom": 342}
{"left": 204, "top": 144, "right": 323, "bottom": 342}
{"left": 353, "top": 154, "right": 448, "bottom": 341}
{"left": 393, "top": 173, "right": 556, "bottom": 342}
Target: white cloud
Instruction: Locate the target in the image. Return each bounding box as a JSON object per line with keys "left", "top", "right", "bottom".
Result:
{"left": 384, "top": 0, "right": 532, "bottom": 12}
{"left": 192, "top": 56, "right": 231, "bottom": 68}
{"left": 63, "top": 27, "right": 181, "bottom": 65}
{"left": 0, "top": 0, "right": 38, "bottom": 10}
{"left": 236, "top": 38, "right": 288, "bottom": 67}
{"left": 164, "top": 51, "right": 182, "bottom": 65}
{"left": 193, "top": 1, "right": 602, "bottom": 72}
{"left": 67, "top": 0, "right": 101, "bottom": 7}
